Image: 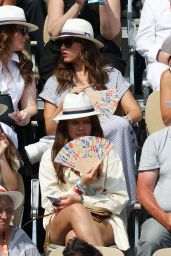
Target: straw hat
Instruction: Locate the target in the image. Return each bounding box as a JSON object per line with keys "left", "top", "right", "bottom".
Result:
{"left": 0, "top": 185, "right": 24, "bottom": 210}
{"left": 0, "top": 104, "right": 7, "bottom": 115}
{"left": 51, "top": 18, "right": 104, "bottom": 48}
{"left": 0, "top": 122, "right": 18, "bottom": 149}
{"left": 53, "top": 93, "right": 100, "bottom": 122}
{"left": 0, "top": 5, "right": 38, "bottom": 32}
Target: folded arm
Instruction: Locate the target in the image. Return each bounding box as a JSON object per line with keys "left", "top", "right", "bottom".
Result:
{"left": 137, "top": 170, "right": 171, "bottom": 231}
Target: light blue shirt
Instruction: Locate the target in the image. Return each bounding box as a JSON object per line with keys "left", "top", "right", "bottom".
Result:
{"left": 139, "top": 127, "right": 171, "bottom": 211}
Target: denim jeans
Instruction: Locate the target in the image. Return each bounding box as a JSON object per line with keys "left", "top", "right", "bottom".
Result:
{"left": 137, "top": 218, "right": 171, "bottom": 256}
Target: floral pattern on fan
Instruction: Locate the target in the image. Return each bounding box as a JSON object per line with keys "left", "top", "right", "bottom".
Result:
{"left": 85, "top": 89, "right": 119, "bottom": 123}
{"left": 55, "top": 136, "right": 113, "bottom": 173}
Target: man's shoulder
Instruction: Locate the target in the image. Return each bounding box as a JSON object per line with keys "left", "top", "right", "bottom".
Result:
{"left": 147, "top": 127, "right": 170, "bottom": 141}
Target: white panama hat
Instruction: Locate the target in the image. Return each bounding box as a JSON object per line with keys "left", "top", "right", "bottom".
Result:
{"left": 0, "top": 122, "right": 18, "bottom": 149}
{"left": 0, "top": 5, "right": 38, "bottom": 32}
{"left": 53, "top": 92, "right": 100, "bottom": 122}
{"left": 51, "top": 18, "right": 104, "bottom": 48}
{"left": 0, "top": 104, "right": 7, "bottom": 115}
{"left": 0, "top": 185, "right": 24, "bottom": 210}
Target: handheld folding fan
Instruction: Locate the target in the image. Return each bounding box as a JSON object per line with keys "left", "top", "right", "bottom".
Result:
{"left": 85, "top": 89, "right": 119, "bottom": 123}
{"left": 55, "top": 136, "right": 113, "bottom": 173}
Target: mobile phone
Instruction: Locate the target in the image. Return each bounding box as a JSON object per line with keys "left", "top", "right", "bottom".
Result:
{"left": 47, "top": 195, "right": 61, "bottom": 204}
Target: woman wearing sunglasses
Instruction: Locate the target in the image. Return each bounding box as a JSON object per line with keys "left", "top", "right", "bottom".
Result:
{"left": 38, "top": 0, "right": 125, "bottom": 91}
{"left": 0, "top": 5, "right": 38, "bottom": 128}
{"left": 40, "top": 18, "right": 142, "bottom": 211}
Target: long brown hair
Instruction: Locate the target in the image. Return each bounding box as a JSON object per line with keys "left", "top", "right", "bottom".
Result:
{"left": 0, "top": 124, "right": 21, "bottom": 171}
{"left": 0, "top": 24, "right": 33, "bottom": 85}
{"left": 54, "top": 38, "right": 108, "bottom": 93}
{"left": 52, "top": 115, "right": 104, "bottom": 185}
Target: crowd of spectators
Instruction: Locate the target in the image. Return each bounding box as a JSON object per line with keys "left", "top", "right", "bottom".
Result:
{"left": 0, "top": 0, "right": 171, "bottom": 255}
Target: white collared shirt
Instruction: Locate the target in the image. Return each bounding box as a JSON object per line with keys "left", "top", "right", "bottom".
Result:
{"left": 0, "top": 53, "right": 25, "bottom": 110}
{"left": 136, "top": 0, "right": 171, "bottom": 63}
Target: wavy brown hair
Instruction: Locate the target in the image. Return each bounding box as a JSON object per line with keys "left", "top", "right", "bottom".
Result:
{"left": 0, "top": 24, "right": 33, "bottom": 85}
{"left": 0, "top": 124, "right": 21, "bottom": 171}
{"left": 54, "top": 38, "right": 109, "bottom": 93}
{"left": 52, "top": 115, "right": 104, "bottom": 185}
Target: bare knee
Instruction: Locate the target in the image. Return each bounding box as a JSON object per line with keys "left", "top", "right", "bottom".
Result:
{"left": 67, "top": 203, "right": 91, "bottom": 220}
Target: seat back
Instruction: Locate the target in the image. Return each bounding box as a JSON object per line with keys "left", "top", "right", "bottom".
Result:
{"left": 145, "top": 91, "right": 165, "bottom": 134}
{"left": 43, "top": 15, "right": 50, "bottom": 44}
{"left": 153, "top": 248, "right": 171, "bottom": 256}
{"left": 13, "top": 173, "right": 25, "bottom": 227}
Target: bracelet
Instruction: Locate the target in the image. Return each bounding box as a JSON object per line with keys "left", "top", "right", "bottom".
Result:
{"left": 76, "top": 180, "right": 87, "bottom": 193}
{"left": 80, "top": 194, "right": 84, "bottom": 204}
{"left": 22, "top": 108, "right": 30, "bottom": 115}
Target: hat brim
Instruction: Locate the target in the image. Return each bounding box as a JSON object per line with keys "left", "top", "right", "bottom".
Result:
{"left": 0, "top": 21, "right": 38, "bottom": 32}
{"left": 51, "top": 34, "right": 104, "bottom": 48}
{"left": 0, "top": 191, "right": 24, "bottom": 210}
{"left": 0, "top": 104, "right": 7, "bottom": 115}
{"left": 53, "top": 110, "right": 100, "bottom": 122}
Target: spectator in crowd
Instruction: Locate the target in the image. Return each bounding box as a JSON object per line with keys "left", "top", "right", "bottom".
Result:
{"left": 137, "top": 125, "right": 171, "bottom": 255}
{"left": 0, "top": 5, "right": 38, "bottom": 128}
{"left": 0, "top": 0, "right": 47, "bottom": 68}
{"left": 0, "top": 123, "right": 21, "bottom": 190}
{"left": 0, "top": 185, "right": 40, "bottom": 255}
{"left": 39, "top": 92, "right": 129, "bottom": 251}
{"left": 16, "top": 0, "right": 47, "bottom": 67}
{"left": 136, "top": 0, "right": 171, "bottom": 91}
{"left": 63, "top": 238, "right": 102, "bottom": 256}
{"left": 160, "top": 35, "right": 171, "bottom": 126}
{"left": 62, "top": 237, "right": 123, "bottom": 256}
{"left": 39, "top": 18, "right": 142, "bottom": 209}
{"left": 38, "top": 0, "right": 125, "bottom": 91}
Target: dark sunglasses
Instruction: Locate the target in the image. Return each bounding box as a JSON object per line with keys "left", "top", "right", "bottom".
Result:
{"left": 0, "top": 207, "right": 14, "bottom": 216}
{"left": 18, "top": 27, "right": 29, "bottom": 36}
{"left": 56, "top": 37, "right": 82, "bottom": 48}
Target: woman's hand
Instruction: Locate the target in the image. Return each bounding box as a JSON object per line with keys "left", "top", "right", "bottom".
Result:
{"left": 0, "top": 132, "right": 8, "bottom": 158}
{"left": 16, "top": 110, "right": 31, "bottom": 126}
{"left": 52, "top": 194, "right": 81, "bottom": 211}
{"left": 80, "top": 165, "right": 99, "bottom": 186}
{"left": 70, "top": 85, "right": 91, "bottom": 94}
{"left": 9, "top": 109, "right": 31, "bottom": 126}
{"left": 75, "top": 0, "right": 85, "bottom": 8}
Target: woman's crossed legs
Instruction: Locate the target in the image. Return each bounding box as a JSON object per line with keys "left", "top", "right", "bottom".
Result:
{"left": 49, "top": 203, "right": 114, "bottom": 246}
